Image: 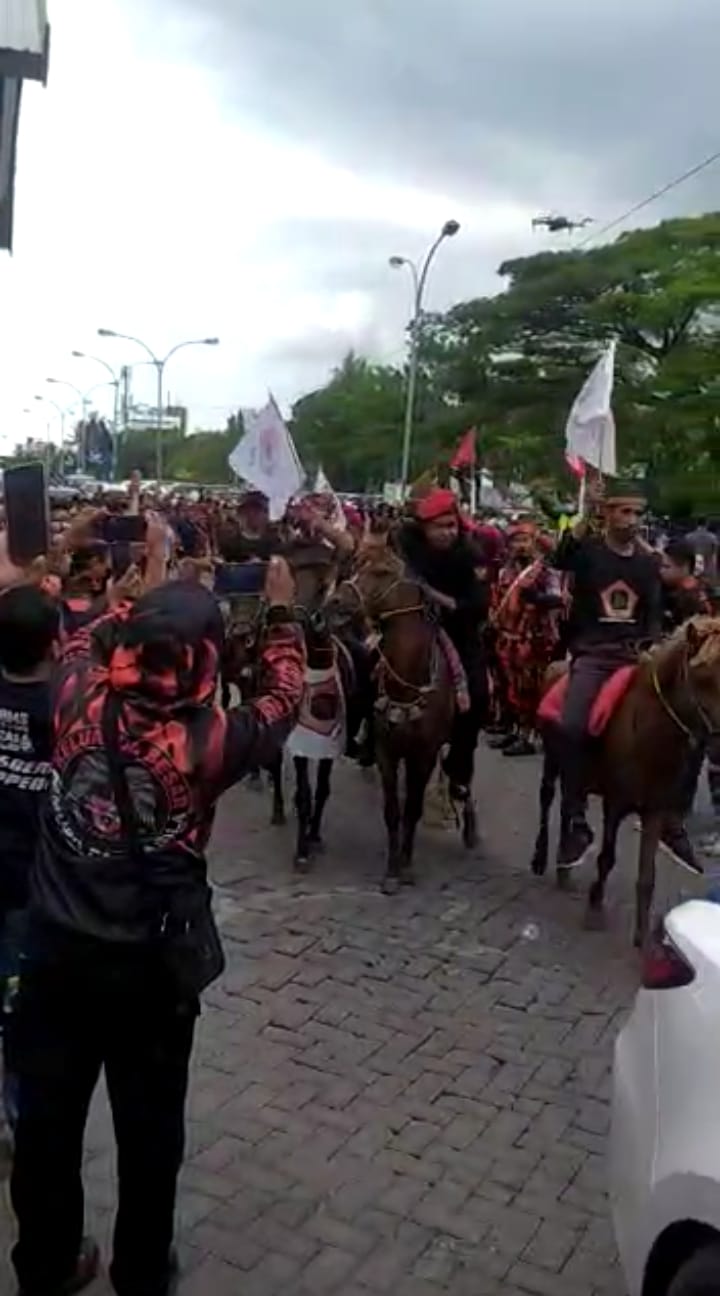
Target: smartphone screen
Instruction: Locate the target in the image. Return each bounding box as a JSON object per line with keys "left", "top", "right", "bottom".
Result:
{"left": 4, "top": 463, "right": 50, "bottom": 566}
{"left": 105, "top": 514, "right": 147, "bottom": 545}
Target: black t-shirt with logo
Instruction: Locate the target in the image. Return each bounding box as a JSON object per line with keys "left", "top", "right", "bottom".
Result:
{"left": 0, "top": 676, "right": 52, "bottom": 911}
{"left": 555, "top": 535, "right": 662, "bottom": 653}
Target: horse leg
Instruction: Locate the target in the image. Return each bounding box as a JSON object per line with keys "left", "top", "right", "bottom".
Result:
{"left": 378, "top": 753, "right": 401, "bottom": 895}
{"left": 399, "top": 758, "right": 435, "bottom": 885}
{"left": 531, "top": 745, "right": 558, "bottom": 877}
{"left": 309, "top": 758, "right": 333, "bottom": 852}
{"left": 585, "top": 800, "right": 623, "bottom": 930}
{"left": 269, "top": 752, "right": 286, "bottom": 826}
{"left": 293, "top": 756, "right": 313, "bottom": 873}
{"left": 634, "top": 811, "right": 663, "bottom": 950}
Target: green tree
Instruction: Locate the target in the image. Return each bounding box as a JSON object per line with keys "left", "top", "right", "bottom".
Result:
{"left": 422, "top": 212, "right": 720, "bottom": 496}
{"left": 290, "top": 353, "right": 406, "bottom": 490}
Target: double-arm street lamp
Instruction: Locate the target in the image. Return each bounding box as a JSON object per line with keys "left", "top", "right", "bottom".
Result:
{"left": 45, "top": 377, "right": 116, "bottom": 473}
{"left": 97, "top": 330, "right": 220, "bottom": 482}
{"left": 389, "top": 219, "right": 460, "bottom": 494}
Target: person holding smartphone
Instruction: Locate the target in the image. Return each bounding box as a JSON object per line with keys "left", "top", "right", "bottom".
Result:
{"left": 9, "top": 555, "right": 303, "bottom": 1296}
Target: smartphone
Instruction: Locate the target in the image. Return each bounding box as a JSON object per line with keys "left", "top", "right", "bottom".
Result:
{"left": 104, "top": 514, "right": 147, "bottom": 545}
{"left": 4, "top": 463, "right": 50, "bottom": 566}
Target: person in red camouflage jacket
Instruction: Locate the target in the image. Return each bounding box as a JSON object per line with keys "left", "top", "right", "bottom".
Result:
{"left": 11, "top": 558, "right": 304, "bottom": 1296}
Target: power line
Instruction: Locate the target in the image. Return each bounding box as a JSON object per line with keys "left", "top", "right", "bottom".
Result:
{"left": 579, "top": 145, "right": 720, "bottom": 248}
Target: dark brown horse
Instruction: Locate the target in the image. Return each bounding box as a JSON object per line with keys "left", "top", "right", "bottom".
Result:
{"left": 531, "top": 618, "right": 720, "bottom": 947}
{"left": 337, "top": 546, "right": 457, "bottom": 894}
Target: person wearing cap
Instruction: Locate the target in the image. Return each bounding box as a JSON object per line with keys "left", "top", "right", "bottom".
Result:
{"left": 397, "top": 488, "right": 489, "bottom": 801}
{"left": 553, "top": 478, "right": 663, "bottom": 869}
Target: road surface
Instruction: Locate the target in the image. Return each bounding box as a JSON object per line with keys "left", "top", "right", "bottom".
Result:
{"left": 0, "top": 744, "right": 707, "bottom": 1295}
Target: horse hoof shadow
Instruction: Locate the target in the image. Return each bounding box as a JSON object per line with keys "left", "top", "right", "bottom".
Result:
{"left": 462, "top": 805, "right": 478, "bottom": 850}
{"left": 399, "top": 871, "right": 416, "bottom": 887}
{"left": 381, "top": 876, "right": 401, "bottom": 896}
{"left": 584, "top": 905, "right": 607, "bottom": 932}
{"left": 271, "top": 810, "right": 286, "bottom": 827}
{"left": 530, "top": 854, "right": 548, "bottom": 877}
{"left": 555, "top": 867, "right": 577, "bottom": 892}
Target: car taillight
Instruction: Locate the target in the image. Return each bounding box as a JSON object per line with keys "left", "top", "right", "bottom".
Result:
{"left": 642, "top": 922, "right": 696, "bottom": 989}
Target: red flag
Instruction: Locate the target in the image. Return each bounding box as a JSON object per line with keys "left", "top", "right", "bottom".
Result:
{"left": 565, "top": 452, "right": 585, "bottom": 479}
{"left": 450, "top": 428, "right": 476, "bottom": 470}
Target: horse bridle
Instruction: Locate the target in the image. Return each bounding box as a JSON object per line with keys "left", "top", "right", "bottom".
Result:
{"left": 650, "top": 649, "right": 720, "bottom": 746}
{"left": 341, "top": 572, "right": 435, "bottom": 699}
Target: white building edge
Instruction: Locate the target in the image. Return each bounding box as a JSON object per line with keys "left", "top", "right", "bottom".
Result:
{"left": 0, "top": 0, "right": 50, "bottom": 251}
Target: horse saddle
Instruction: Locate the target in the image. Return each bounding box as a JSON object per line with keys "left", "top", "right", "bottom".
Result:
{"left": 537, "top": 664, "right": 636, "bottom": 737}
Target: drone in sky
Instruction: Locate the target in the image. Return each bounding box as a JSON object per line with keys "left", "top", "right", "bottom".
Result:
{"left": 531, "top": 213, "right": 594, "bottom": 234}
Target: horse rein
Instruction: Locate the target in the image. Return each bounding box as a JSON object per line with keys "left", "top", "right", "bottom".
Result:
{"left": 650, "top": 650, "right": 720, "bottom": 746}
{"left": 340, "top": 573, "right": 435, "bottom": 700}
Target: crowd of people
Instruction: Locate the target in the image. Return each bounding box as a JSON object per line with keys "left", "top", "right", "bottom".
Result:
{"left": 0, "top": 469, "right": 717, "bottom": 1295}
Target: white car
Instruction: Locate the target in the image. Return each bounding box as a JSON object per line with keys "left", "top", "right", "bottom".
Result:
{"left": 611, "top": 899, "right": 720, "bottom": 1296}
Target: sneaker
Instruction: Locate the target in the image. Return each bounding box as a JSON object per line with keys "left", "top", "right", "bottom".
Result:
{"left": 660, "top": 822, "right": 704, "bottom": 875}
{"left": 486, "top": 731, "right": 516, "bottom": 751}
{"left": 557, "top": 818, "right": 594, "bottom": 868}
{"left": 502, "top": 736, "right": 536, "bottom": 757}
{"left": 19, "top": 1237, "right": 100, "bottom": 1296}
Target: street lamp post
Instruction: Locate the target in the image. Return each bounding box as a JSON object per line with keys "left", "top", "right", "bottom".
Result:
{"left": 97, "top": 331, "right": 220, "bottom": 482}
{"left": 389, "top": 219, "right": 460, "bottom": 495}
{"left": 71, "top": 350, "right": 122, "bottom": 478}
{"left": 34, "top": 394, "right": 76, "bottom": 478}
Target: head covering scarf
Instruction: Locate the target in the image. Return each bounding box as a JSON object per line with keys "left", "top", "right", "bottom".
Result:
{"left": 415, "top": 489, "right": 458, "bottom": 523}
{"left": 92, "top": 583, "right": 225, "bottom": 710}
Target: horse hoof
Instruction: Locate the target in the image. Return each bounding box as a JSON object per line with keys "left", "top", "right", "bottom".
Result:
{"left": 271, "top": 810, "right": 286, "bottom": 827}
{"left": 584, "top": 906, "right": 607, "bottom": 931}
{"left": 294, "top": 855, "right": 311, "bottom": 875}
{"left": 247, "top": 774, "right": 263, "bottom": 794}
{"left": 556, "top": 867, "right": 576, "bottom": 892}
{"left": 381, "top": 876, "right": 400, "bottom": 896}
{"left": 530, "top": 853, "right": 548, "bottom": 877}
{"left": 309, "top": 836, "right": 325, "bottom": 855}
{"left": 462, "top": 805, "right": 478, "bottom": 850}
{"left": 399, "top": 871, "right": 416, "bottom": 887}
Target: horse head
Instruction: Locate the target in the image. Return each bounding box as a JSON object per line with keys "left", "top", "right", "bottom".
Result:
{"left": 650, "top": 616, "right": 720, "bottom": 751}
{"left": 349, "top": 547, "right": 426, "bottom": 631}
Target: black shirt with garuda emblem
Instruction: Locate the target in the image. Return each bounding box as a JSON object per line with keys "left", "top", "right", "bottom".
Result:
{"left": 554, "top": 534, "right": 662, "bottom": 654}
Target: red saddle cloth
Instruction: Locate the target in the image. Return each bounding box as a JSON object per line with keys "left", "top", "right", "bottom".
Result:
{"left": 537, "top": 664, "right": 637, "bottom": 737}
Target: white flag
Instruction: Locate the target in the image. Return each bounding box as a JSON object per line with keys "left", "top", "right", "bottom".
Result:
{"left": 229, "top": 398, "right": 305, "bottom": 521}
{"left": 565, "top": 340, "right": 617, "bottom": 476}
{"left": 313, "top": 464, "right": 346, "bottom": 530}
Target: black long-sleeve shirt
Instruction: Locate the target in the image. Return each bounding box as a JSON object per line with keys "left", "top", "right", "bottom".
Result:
{"left": 396, "top": 523, "right": 489, "bottom": 658}
{"left": 554, "top": 533, "right": 662, "bottom": 653}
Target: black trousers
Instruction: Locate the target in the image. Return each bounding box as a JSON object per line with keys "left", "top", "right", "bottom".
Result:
{"left": 11, "top": 950, "right": 197, "bottom": 1296}
{"left": 445, "top": 651, "right": 489, "bottom": 788}
{"left": 558, "top": 647, "right": 636, "bottom": 820}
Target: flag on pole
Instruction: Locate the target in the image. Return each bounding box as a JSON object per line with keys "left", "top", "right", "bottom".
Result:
{"left": 229, "top": 398, "right": 305, "bottom": 520}
{"left": 564, "top": 341, "right": 617, "bottom": 476}
{"left": 313, "top": 464, "right": 346, "bottom": 530}
{"left": 450, "top": 427, "right": 477, "bottom": 470}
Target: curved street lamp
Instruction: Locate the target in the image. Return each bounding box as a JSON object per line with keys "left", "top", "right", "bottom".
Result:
{"left": 389, "top": 219, "right": 460, "bottom": 493}
{"left": 97, "top": 330, "right": 220, "bottom": 481}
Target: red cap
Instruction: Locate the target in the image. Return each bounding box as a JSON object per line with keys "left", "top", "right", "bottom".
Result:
{"left": 415, "top": 489, "right": 457, "bottom": 522}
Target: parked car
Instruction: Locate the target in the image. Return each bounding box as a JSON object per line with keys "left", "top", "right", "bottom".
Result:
{"left": 611, "top": 899, "right": 720, "bottom": 1296}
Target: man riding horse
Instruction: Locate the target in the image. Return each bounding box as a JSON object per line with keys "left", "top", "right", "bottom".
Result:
{"left": 552, "top": 478, "right": 663, "bottom": 869}
{"left": 396, "top": 488, "right": 490, "bottom": 803}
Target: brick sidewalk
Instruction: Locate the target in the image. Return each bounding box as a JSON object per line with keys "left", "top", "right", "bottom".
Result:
{"left": 0, "top": 748, "right": 695, "bottom": 1294}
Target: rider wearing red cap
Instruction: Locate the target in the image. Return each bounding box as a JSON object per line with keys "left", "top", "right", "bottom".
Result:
{"left": 397, "top": 488, "right": 490, "bottom": 801}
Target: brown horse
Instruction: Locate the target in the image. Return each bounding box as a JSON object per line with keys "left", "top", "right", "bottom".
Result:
{"left": 531, "top": 618, "right": 720, "bottom": 947}
{"left": 337, "top": 546, "right": 457, "bottom": 894}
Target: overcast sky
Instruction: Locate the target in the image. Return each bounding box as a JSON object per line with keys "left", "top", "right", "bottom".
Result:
{"left": 1, "top": 0, "right": 717, "bottom": 452}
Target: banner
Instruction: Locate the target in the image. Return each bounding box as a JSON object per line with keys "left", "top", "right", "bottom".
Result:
{"left": 313, "top": 464, "right": 346, "bottom": 530}
{"left": 565, "top": 342, "right": 617, "bottom": 476}
{"left": 229, "top": 398, "right": 304, "bottom": 521}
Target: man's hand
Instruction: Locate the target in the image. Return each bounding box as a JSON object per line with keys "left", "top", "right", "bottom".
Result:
{"left": 264, "top": 556, "right": 295, "bottom": 607}
{"left": 423, "top": 583, "right": 456, "bottom": 612}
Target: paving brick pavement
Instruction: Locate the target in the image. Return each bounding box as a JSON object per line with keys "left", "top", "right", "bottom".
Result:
{"left": 0, "top": 746, "right": 702, "bottom": 1294}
